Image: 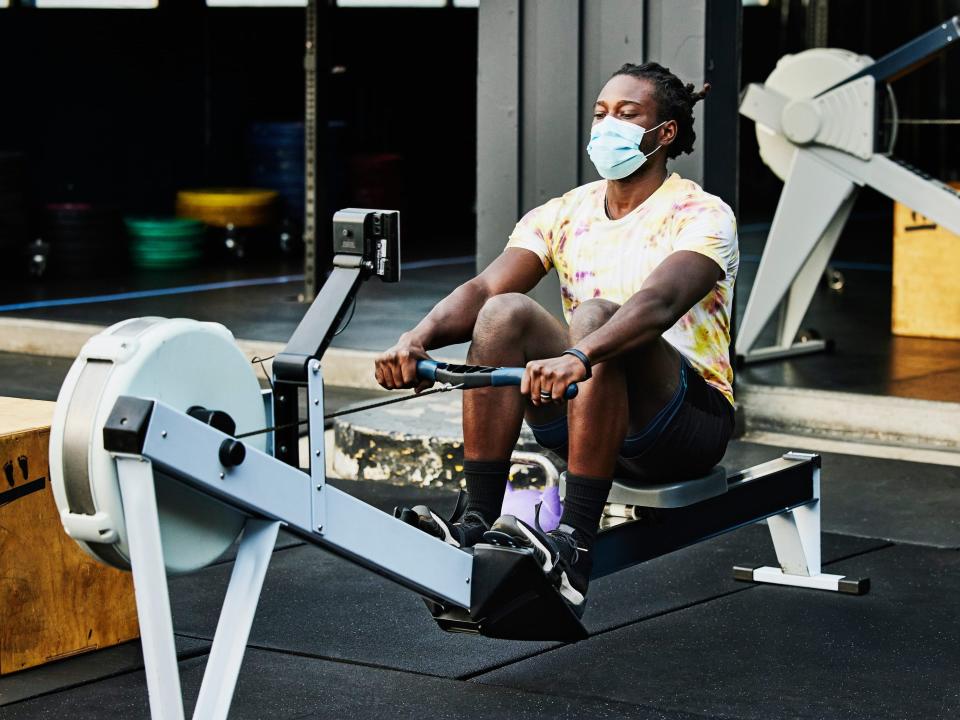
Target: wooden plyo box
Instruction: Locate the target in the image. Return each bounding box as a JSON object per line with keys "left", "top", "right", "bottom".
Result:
{"left": 0, "top": 397, "right": 139, "bottom": 675}
{"left": 892, "top": 183, "right": 960, "bottom": 339}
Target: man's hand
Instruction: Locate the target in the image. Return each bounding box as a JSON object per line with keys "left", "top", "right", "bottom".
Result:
{"left": 522, "top": 354, "right": 589, "bottom": 406}
{"left": 375, "top": 336, "right": 434, "bottom": 393}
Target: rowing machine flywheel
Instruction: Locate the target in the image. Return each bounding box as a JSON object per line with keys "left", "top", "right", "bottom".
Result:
{"left": 754, "top": 48, "right": 874, "bottom": 181}
{"left": 49, "top": 318, "right": 268, "bottom": 574}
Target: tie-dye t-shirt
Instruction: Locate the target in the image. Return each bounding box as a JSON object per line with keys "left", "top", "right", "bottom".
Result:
{"left": 506, "top": 173, "right": 739, "bottom": 405}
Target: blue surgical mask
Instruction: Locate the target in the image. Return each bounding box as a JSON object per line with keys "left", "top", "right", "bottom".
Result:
{"left": 587, "top": 115, "right": 667, "bottom": 180}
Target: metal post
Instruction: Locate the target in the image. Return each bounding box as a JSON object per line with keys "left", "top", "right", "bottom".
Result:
{"left": 703, "top": 0, "right": 742, "bottom": 207}
{"left": 307, "top": 359, "right": 327, "bottom": 532}
{"left": 806, "top": 0, "right": 829, "bottom": 49}
{"left": 304, "top": 0, "right": 331, "bottom": 301}
{"left": 304, "top": 0, "right": 318, "bottom": 301}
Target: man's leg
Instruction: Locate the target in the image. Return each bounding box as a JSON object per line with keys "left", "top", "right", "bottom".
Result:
{"left": 480, "top": 298, "right": 683, "bottom": 611}
{"left": 561, "top": 299, "right": 681, "bottom": 543}
{"left": 462, "top": 293, "right": 568, "bottom": 523}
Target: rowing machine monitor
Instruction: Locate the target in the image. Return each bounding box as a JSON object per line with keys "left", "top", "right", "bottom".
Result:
{"left": 332, "top": 208, "right": 400, "bottom": 283}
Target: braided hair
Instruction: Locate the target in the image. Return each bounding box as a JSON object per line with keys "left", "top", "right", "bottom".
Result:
{"left": 611, "top": 62, "right": 711, "bottom": 159}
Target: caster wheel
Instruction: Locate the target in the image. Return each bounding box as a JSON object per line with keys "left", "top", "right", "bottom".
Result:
{"left": 795, "top": 328, "right": 822, "bottom": 344}
{"left": 825, "top": 267, "right": 845, "bottom": 292}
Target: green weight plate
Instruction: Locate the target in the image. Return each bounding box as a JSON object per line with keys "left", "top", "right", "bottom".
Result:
{"left": 125, "top": 217, "right": 205, "bottom": 237}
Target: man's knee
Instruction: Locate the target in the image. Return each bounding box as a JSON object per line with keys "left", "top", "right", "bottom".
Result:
{"left": 569, "top": 298, "right": 620, "bottom": 341}
{"left": 473, "top": 293, "right": 539, "bottom": 339}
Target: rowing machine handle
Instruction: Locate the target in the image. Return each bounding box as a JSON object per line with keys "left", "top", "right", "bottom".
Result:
{"left": 416, "top": 360, "right": 579, "bottom": 399}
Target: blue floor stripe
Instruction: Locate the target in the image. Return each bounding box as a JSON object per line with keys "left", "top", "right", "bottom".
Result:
{"left": 0, "top": 275, "right": 305, "bottom": 313}
{"left": 402, "top": 255, "right": 474, "bottom": 270}
{"left": 0, "top": 255, "right": 476, "bottom": 313}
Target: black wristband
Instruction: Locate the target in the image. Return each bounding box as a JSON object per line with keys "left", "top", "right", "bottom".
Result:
{"left": 562, "top": 348, "right": 592, "bottom": 379}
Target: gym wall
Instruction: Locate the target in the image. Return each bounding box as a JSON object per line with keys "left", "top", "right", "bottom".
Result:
{"left": 0, "top": 2, "right": 478, "bottom": 261}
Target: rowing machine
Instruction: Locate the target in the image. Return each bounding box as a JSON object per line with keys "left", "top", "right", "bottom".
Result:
{"left": 49, "top": 209, "right": 867, "bottom": 720}
{"left": 738, "top": 16, "right": 960, "bottom": 363}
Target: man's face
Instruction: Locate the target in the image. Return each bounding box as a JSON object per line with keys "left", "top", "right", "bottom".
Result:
{"left": 593, "top": 74, "right": 675, "bottom": 155}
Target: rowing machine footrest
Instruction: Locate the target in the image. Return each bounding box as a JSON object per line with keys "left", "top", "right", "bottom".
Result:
{"left": 425, "top": 544, "right": 588, "bottom": 642}
{"left": 560, "top": 465, "right": 728, "bottom": 509}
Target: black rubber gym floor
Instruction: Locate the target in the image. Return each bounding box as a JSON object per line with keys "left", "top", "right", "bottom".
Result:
{"left": 2, "top": 441, "right": 958, "bottom": 718}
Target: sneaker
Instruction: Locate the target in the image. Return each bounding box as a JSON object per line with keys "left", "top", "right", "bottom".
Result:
{"left": 394, "top": 491, "right": 490, "bottom": 549}
{"left": 483, "top": 516, "right": 591, "bottom": 616}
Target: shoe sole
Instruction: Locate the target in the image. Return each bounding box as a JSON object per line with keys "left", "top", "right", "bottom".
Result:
{"left": 426, "top": 509, "right": 461, "bottom": 548}
{"left": 483, "top": 526, "right": 552, "bottom": 573}
{"left": 485, "top": 522, "right": 585, "bottom": 609}
{"left": 411, "top": 504, "right": 462, "bottom": 548}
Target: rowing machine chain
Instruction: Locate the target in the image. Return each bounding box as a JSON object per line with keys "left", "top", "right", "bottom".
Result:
{"left": 234, "top": 372, "right": 464, "bottom": 440}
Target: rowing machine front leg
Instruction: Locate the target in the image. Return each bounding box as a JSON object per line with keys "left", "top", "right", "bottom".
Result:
{"left": 734, "top": 452, "right": 870, "bottom": 595}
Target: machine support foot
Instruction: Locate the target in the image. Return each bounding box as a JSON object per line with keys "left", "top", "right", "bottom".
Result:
{"left": 733, "top": 565, "right": 870, "bottom": 594}
{"left": 738, "top": 338, "right": 830, "bottom": 365}
{"left": 734, "top": 470, "right": 869, "bottom": 595}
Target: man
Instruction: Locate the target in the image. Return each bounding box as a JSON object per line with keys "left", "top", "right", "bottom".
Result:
{"left": 375, "top": 62, "right": 738, "bottom": 616}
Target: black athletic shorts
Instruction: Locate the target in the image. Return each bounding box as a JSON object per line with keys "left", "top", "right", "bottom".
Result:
{"left": 529, "top": 359, "right": 735, "bottom": 483}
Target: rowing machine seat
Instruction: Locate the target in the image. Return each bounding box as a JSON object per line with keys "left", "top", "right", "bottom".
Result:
{"left": 560, "top": 466, "right": 728, "bottom": 509}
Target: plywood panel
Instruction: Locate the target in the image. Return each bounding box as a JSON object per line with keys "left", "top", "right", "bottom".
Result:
{"left": 0, "top": 406, "right": 138, "bottom": 675}
{"left": 892, "top": 184, "right": 960, "bottom": 340}
{"left": 0, "top": 397, "right": 54, "bottom": 437}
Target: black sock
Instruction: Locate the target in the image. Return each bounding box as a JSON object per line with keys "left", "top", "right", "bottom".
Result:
{"left": 463, "top": 459, "right": 511, "bottom": 525}
{"left": 560, "top": 473, "right": 612, "bottom": 547}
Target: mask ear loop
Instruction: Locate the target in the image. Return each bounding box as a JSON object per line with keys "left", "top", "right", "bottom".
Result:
{"left": 643, "top": 143, "right": 664, "bottom": 159}
{"left": 637, "top": 120, "right": 670, "bottom": 156}
{"left": 647, "top": 119, "right": 669, "bottom": 133}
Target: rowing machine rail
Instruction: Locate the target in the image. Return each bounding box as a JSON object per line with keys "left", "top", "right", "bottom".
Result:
{"left": 53, "top": 210, "right": 867, "bottom": 719}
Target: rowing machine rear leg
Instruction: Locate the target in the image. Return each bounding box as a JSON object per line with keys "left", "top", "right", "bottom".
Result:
{"left": 734, "top": 457, "right": 869, "bottom": 595}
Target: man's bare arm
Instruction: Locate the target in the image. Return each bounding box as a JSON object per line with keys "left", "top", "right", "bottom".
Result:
{"left": 403, "top": 249, "right": 545, "bottom": 349}
{"left": 521, "top": 250, "right": 724, "bottom": 405}
{"left": 577, "top": 250, "right": 724, "bottom": 364}
{"left": 375, "top": 248, "right": 546, "bottom": 389}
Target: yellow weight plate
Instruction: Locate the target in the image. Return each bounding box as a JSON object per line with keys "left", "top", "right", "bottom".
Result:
{"left": 176, "top": 188, "right": 278, "bottom": 208}
{"left": 176, "top": 188, "right": 278, "bottom": 228}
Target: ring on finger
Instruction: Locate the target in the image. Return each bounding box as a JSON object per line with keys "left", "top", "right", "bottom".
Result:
{"left": 539, "top": 390, "right": 552, "bottom": 400}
